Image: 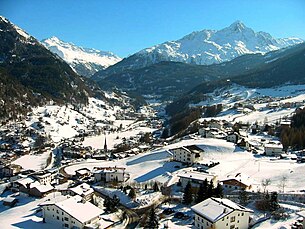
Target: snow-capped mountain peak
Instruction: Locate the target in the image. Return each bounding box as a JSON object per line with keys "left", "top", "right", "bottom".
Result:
{"left": 41, "top": 36, "right": 121, "bottom": 77}
{"left": 99, "top": 21, "right": 303, "bottom": 76}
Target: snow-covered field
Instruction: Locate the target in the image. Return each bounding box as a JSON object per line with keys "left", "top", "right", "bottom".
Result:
{"left": 65, "top": 138, "right": 305, "bottom": 192}
{"left": 13, "top": 150, "right": 51, "bottom": 170}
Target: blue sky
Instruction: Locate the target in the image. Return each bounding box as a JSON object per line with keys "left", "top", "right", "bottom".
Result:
{"left": 1, "top": 0, "right": 304, "bottom": 57}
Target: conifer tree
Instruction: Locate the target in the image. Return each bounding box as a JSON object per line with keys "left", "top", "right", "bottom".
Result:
{"left": 145, "top": 207, "right": 159, "bottom": 229}
{"left": 183, "top": 181, "right": 193, "bottom": 205}
{"left": 196, "top": 178, "right": 208, "bottom": 203}
{"left": 153, "top": 181, "right": 159, "bottom": 192}
{"left": 213, "top": 183, "right": 223, "bottom": 198}
{"left": 128, "top": 187, "right": 136, "bottom": 199}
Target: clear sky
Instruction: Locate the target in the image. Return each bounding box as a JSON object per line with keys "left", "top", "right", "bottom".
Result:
{"left": 1, "top": 0, "right": 304, "bottom": 57}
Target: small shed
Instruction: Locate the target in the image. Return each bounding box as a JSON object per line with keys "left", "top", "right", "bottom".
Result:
{"left": 3, "top": 197, "right": 18, "bottom": 207}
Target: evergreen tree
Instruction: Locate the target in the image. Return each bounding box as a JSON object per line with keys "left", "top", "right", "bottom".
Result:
{"left": 207, "top": 180, "right": 214, "bottom": 198}
{"left": 104, "top": 195, "right": 120, "bottom": 213}
{"left": 145, "top": 207, "right": 159, "bottom": 229}
{"left": 213, "top": 183, "right": 223, "bottom": 198}
{"left": 182, "top": 181, "right": 193, "bottom": 205}
{"left": 153, "top": 181, "right": 160, "bottom": 192}
{"left": 270, "top": 192, "right": 279, "bottom": 211}
{"left": 128, "top": 187, "right": 136, "bottom": 199}
{"left": 239, "top": 189, "right": 249, "bottom": 205}
{"left": 196, "top": 179, "right": 208, "bottom": 203}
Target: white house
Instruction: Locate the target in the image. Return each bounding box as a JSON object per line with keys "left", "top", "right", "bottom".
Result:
{"left": 171, "top": 145, "right": 204, "bottom": 165}
{"left": 41, "top": 195, "right": 103, "bottom": 229}
{"left": 191, "top": 197, "right": 253, "bottom": 229}
{"left": 264, "top": 143, "right": 283, "bottom": 156}
{"left": 178, "top": 170, "right": 217, "bottom": 190}
{"left": 93, "top": 166, "right": 126, "bottom": 183}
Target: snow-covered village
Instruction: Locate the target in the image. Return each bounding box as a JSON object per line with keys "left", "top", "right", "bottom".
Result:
{"left": 1, "top": 1, "right": 305, "bottom": 229}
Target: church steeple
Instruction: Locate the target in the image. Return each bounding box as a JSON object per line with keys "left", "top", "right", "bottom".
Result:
{"left": 104, "top": 135, "right": 108, "bottom": 152}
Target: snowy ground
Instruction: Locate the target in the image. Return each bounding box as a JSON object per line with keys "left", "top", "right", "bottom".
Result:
{"left": 82, "top": 124, "right": 157, "bottom": 150}
{"left": 13, "top": 150, "right": 51, "bottom": 170}
{"left": 65, "top": 138, "right": 305, "bottom": 192}
{"left": 198, "top": 84, "right": 305, "bottom": 124}
{"left": 0, "top": 191, "right": 120, "bottom": 229}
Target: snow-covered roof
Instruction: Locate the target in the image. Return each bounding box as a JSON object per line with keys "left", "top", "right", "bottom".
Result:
{"left": 178, "top": 171, "right": 215, "bottom": 182}
{"left": 3, "top": 197, "right": 17, "bottom": 203}
{"left": 264, "top": 143, "right": 283, "bottom": 149}
{"left": 220, "top": 173, "right": 252, "bottom": 187}
{"left": 191, "top": 198, "right": 253, "bottom": 223}
{"left": 55, "top": 195, "right": 103, "bottom": 223}
{"left": 70, "top": 183, "right": 93, "bottom": 196}
{"left": 15, "top": 177, "right": 36, "bottom": 187}
{"left": 30, "top": 181, "right": 54, "bottom": 193}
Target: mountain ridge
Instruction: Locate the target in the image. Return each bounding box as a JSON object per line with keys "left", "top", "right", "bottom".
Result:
{"left": 41, "top": 36, "right": 121, "bottom": 77}
{"left": 94, "top": 21, "right": 303, "bottom": 79}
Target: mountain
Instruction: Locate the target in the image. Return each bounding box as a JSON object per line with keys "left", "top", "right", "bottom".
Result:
{"left": 41, "top": 36, "right": 121, "bottom": 77}
{"left": 166, "top": 42, "right": 305, "bottom": 116}
{"left": 0, "top": 16, "right": 94, "bottom": 119}
{"left": 94, "top": 21, "right": 303, "bottom": 79}
{"left": 97, "top": 41, "right": 305, "bottom": 101}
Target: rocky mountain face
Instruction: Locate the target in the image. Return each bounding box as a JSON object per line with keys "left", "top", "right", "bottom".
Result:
{"left": 94, "top": 21, "right": 303, "bottom": 78}
{"left": 42, "top": 36, "right": 121, "bottom": 77}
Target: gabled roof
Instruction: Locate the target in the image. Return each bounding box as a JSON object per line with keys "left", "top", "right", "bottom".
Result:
{"left": 191, "top": 198, "right": 253, "bottom": 223}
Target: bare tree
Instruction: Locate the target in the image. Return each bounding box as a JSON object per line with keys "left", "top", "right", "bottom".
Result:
{"left": 278, "top": 176, "right": 287, "bottom": 193}
{"left": 261, "top": 178, "right": 271, "bottom": 193}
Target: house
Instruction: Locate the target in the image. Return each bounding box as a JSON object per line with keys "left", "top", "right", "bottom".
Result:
{"left": 178, "top": 170, "right": 217, "bottom": 191}
{"left": 13, "top": 177, "right": 54, "bottom": 197}
{"left": 191, "top": 197, "right": 253, "bottom": 229}
{"left": 2, "top": 197, "right": 18, "bottom": 207}
{"left": 1, "top": 164, "right": 22, "bottom": 177}
{"left": 264, "top": 143, "right": 283, "bottom": 156}
{"left": 226, "top": 132, "right": 239, "bottom": 144}
{"left": 75, "top": 168, "right": 91, "bottom": 179}
{"left": 93, "top": 166, "right": 127, "bottom": 183}
{"left": 31, "top": 171, "right": 53, "bottom": 185}
{"left": 62, "top": 183, "right": 94, "bottom": 201}
{"left": 220, "top": 173, "right": 252, "bottom": 192}
{"left": 171, "top": 145, "right": 204, "bottom": 165}
{"left": 41, "top": 195, "right": 103, "bottom": 229}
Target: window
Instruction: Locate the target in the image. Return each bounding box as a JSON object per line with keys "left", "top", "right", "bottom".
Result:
{"left": 64, "top": 223, "right": 69, "bottom": 228}
{"left": 64, "top": 217, "right": 69, "bottom": 221}
{"left": 230, "top": 225, "right": 235, "bottom": 229}
{"left": 238, "top": 214, "right": 240, "bottom": 216}
{"left": 222, "top": 218, "right": 224, "bottom": 221}
{"left": 56, "top": 210, "right": 59, "bottom": 214}
{"left": 231, "top": 216, "right": 236, "bottom": 222}
{"left": 241, "top": 213, "right": 244, "bottom": 216}
{"left": 57, "top": 216, "right": 59, "bottom": 220}
{"left": 206, "top": 222, "right": 209, "bottom": 226}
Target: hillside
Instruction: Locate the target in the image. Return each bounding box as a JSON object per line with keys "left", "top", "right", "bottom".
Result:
{"left": 166, "top": 42, "right": 305, "bottom": 115}
{"left": 0, "top": 16, "right": 94, "bottom": 119}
